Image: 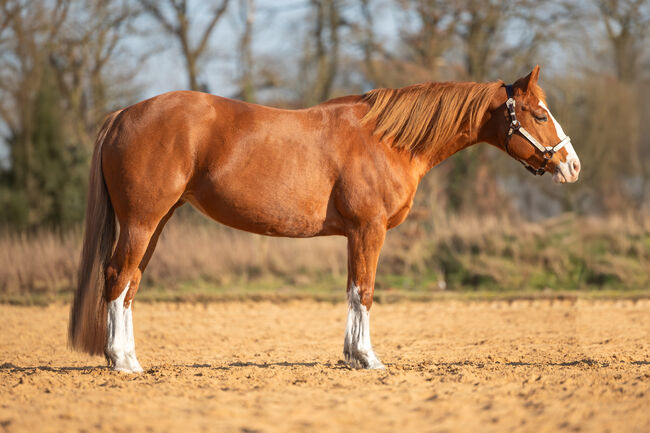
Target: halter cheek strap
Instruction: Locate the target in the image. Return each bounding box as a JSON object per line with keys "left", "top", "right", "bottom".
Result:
{"left": 504, "top": 84, "right": 571, "bottom": 176}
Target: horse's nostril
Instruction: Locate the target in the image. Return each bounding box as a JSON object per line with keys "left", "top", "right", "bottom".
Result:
{"left": 571, "top": 159, "right": 580, "bottom": 175}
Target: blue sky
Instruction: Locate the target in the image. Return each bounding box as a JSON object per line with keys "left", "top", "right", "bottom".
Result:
{"left": 132, "top": 0, "right": 401, "bottom": 99}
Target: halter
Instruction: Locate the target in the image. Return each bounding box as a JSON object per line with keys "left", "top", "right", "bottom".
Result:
{"left": 503, "top": 84, "right": 571, "bottom": 176}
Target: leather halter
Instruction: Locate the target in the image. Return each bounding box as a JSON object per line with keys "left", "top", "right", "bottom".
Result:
{"left": 503, "top": 84, "right": 571, "bottom": 176}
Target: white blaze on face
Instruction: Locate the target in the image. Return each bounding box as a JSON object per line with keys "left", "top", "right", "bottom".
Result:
{"left": 343, "top": 285, "right": 384, "bottom": 369}
{"left": 539, "top": 101, "right": 580, "bottom": 183}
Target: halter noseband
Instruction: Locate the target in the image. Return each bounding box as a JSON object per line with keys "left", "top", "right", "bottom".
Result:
{"left": 503, "top": 84, "right": 571, "bottom": 176}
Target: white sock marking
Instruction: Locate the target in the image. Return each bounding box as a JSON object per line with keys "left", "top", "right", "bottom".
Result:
{"left": 123, "top": 305, "right": 142, "bottom": 371}
{"left": 106, "top": 283, "right": 143, "bottom": 373}
{"left": 343, "top": 285, "right": 384, "bottom": 369}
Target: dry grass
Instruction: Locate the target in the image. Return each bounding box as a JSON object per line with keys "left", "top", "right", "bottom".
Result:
{"left": 145, "top": 221, "right": 347, "bottom": 288}
{"left": 0, "top": 219, "right": 349, "bottom": 298}
{"left": 1, "top": 214, "right": 649, "bottom": 300}
{"left": 1, "top": 229, "right": 80, "bottom": 295}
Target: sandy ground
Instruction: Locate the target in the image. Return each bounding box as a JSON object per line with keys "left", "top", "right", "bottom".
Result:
{"left": 0, "top": 299, "right": 649, "bottom": 433}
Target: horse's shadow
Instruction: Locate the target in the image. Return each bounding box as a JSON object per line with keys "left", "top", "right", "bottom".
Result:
{"left": 175, "top": 360, "right": 350, "bottom": 371}
{"left": 0, "top": 360, "right": 350, "bottom": 373}
{"left": 506, "top": 360, "right": 649, "bottom": 366}
{"left": 2, "top": 359, "right": 646, "bottom": 374}
{"left": 215, "top": 361, "right": 318, "bottom": 369}
{"left": 0, "top": 362, "right": 106, "bottom": 373}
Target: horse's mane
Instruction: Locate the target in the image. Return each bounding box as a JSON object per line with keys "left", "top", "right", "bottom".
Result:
{"left": 361, "top": 81, "right": 504, "bottom": 159}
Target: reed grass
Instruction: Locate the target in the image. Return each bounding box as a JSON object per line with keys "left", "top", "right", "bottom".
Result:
{"left": 1, "top": 214, "right": 648, "bottom": 302}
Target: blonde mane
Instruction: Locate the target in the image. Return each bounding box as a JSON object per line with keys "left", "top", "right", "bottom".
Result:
{"left": 361, "top": 81, "right": 503, "bottom": 159}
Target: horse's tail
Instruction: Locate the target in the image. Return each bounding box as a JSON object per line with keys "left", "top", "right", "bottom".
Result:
{"left": 68, "top": 110, "right": 121, "bottom": 355}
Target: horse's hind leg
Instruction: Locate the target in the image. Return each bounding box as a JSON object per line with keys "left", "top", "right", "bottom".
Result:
{"left": 104, "top": 222, "right": 158, "bottom": 373}
{"left": 104, "top": 203, "right": 182, "bottom": 373}
{"left": 121, "top": 203, "right": 182, "bottom": 305}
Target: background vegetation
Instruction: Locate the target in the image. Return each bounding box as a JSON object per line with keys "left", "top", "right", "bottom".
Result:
{"left": 1, "top": 0, "right": 649, "bottom": 301}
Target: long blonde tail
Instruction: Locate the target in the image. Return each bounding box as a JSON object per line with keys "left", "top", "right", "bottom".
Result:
{"left": 68, "top": 111, "right": 121, "bottom": 355}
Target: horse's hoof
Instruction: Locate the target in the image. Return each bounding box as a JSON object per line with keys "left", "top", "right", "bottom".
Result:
{"left": 344, "top": 352, "right": 385, "bottom": 370}
{"left": 110, "top": 355, "right": 144, "bottom": 374}
{"left": 366, "top": 360, "right": 386, "bottom": 370}
{"left": 112, "top": 364, "right": 143, "bottom": 374}
{"left": 345, "top": 359, "right": 385, "bottom": 370}
{"left": 112, "top": 367, "right": 140, "bottom": 374}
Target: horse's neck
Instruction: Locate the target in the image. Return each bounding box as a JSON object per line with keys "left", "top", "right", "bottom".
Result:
{"left": 417, "top": 130, "right": 480, "bottom": 176}
{"left": 418, "top": 100, "right": 503, "bottom": 176}
{"left": 363, "top": 82, "right": 501, "bottom": 179}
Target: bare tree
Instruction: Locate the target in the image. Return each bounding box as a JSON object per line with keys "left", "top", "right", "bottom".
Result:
{"left": 596, "top": 0, "right": 649, "bottom": 211}
{"left": 400, "top": 0, "right": 457, "bottom": 72}
{"left": 49, "top": 0, "right": 136, "bottom": 144}
{"left": 140, "top": 0, "right": 229, "bottom": 92}
{"left": 597, "top": 0, "right": 649, "bottom": 82}
{"left": 456, "top": 0, "right": 510, "bottom": 81}
{"left": 0, "top": 0, "right": 69, "bottom": 194}
{"left": 384, "top": 0, "right": 459, "bottom": 84}
{"left": 302, "top": 0, "right": 342, "bottom": 106}
{"left": 237, "top": 0, "right": 256, "bottom": 102}
{"left": 357, "top": 0, "right": 377, "bottom": 85}
{"left": 0, "top": 0, "right": 140, "bottom": 228}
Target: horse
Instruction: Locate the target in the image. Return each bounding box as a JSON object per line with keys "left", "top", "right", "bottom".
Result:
{"left": 68, "top": 65, "right": 580, "bottom": 373}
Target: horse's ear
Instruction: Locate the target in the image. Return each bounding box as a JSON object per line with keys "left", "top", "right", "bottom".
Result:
{"left": 514, "top": 65, "right": 541, "bottom": 94}
{"left": 529, "top": 65, "right": 540, "bottom": 87}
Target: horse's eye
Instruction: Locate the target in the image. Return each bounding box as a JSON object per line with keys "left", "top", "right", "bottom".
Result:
{"left": 535, "top": 114, "right": 548, "bottom": 122}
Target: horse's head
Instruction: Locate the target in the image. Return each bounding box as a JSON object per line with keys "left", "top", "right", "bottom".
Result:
{"left": 494, "top": 66, "right": 580, "bottom": 184}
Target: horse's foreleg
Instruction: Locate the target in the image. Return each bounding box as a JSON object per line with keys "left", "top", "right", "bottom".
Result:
{"left": 344, "top": 224, "right": 386, "bottom": 370}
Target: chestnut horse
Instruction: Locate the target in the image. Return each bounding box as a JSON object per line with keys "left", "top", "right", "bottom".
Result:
{"left": 69, "top": 66, "right": 580, "bottom": 372}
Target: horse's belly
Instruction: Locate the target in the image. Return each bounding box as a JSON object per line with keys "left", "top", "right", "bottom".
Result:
{"left": 186, "top": 111, "right": 345, "bottom": 237}
{"left": 187, "top": 178, "right": 340, "bottom": 238}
